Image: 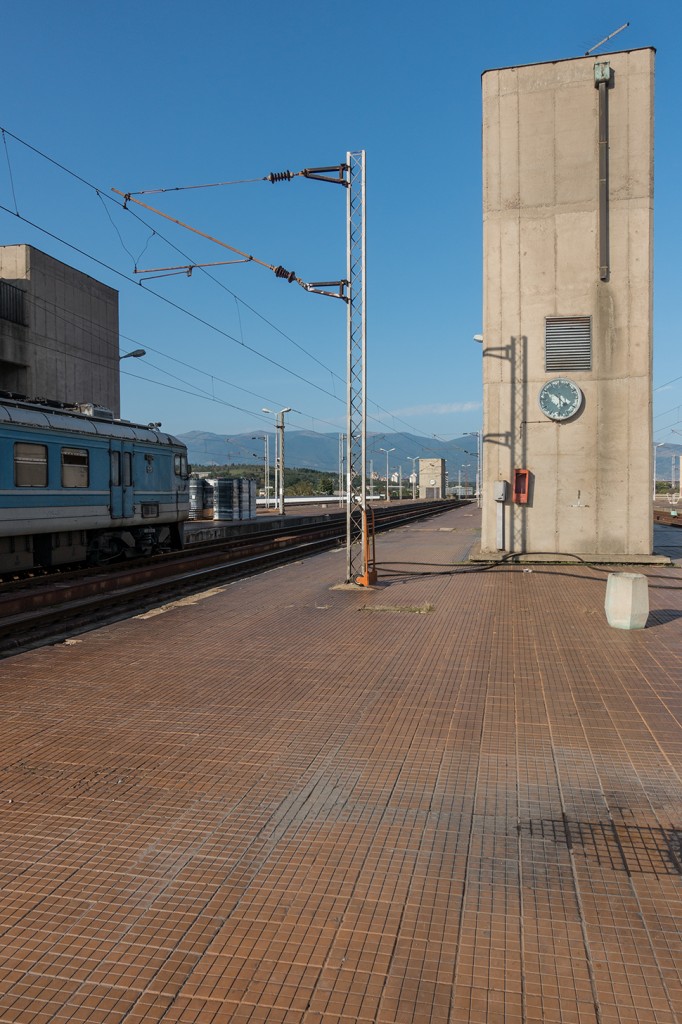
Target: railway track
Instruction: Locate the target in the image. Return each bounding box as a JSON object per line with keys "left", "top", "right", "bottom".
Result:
{"left": 0, "top": 499, "right": 468, "bottom": 657}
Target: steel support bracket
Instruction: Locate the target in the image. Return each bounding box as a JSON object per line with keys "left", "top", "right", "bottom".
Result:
{"left": 301, "top": 165, "right": 349, "bottom": 186}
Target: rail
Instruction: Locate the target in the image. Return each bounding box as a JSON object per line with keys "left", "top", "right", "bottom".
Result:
{"left": 0, "top": 500, "right": 469, "bottom": 657}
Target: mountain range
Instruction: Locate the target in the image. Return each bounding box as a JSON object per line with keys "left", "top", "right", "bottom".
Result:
{"left": 177, "top": 429, "right": 482, "bottom": 477}
{"left": 177, "top": 429, "right": 682, "bottom": 482}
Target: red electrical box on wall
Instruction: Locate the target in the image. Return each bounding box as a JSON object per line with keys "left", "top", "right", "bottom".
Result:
{"left": 513, "top": 469, "right": 531, "bottom": 504}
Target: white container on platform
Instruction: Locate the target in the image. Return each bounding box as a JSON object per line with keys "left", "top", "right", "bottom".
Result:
{"left": 604, "top": 573, "right": 649, "bottom": 630}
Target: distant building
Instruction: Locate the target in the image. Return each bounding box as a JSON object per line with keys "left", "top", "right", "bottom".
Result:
{"left": 419, "top": 458, "right": 446, "bottom": 499}
{"left": 0, "top": 244, "right": 120, "bottom": 414}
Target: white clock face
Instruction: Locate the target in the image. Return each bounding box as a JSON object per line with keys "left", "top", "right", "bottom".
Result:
{"left": 538, "top": 378, "right": 583, "bottom": 421}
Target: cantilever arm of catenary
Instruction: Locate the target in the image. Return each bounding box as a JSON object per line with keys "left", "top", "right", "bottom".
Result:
{"left": 111, "top": 188, "right": 347, "bottom": 299}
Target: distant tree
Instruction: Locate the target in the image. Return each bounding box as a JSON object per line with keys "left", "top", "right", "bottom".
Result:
{"left": 193, "top": 463, "right": 338, "bottom": 496}
{"left": 289, "top": 480, "right": 315, "bottom": 496}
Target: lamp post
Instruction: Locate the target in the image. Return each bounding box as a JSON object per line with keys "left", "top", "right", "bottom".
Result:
{"left": 252, "top": 434, "right": 270, "bottom": 509}
{"left": 472, "top": 336, "right": 483, "bottom": 506}
{"left": 338, "top": 433, "right": 346, "bottom": 504}
{"left": 465, "top": 431, "right": 482, "bottom": 508}
{"left": 407, "top": 457, "right": 419, "bottom": 500}
{"left": 262, "top": 407, "right": 291, "bottom": 515}
{"left": 670, "top": 431, "right": 682, "bottom": 498}
{"left": 379, "top": 447, "right": 395, "bottom": 501}
{"left": 119, "top": 349, "right": 146, "bottom": 360}
{"left": 463, "top": 464, "right": 471, "bottom": 498}
{"left": 653, "top": 441, "right": 664, "bottom": 503}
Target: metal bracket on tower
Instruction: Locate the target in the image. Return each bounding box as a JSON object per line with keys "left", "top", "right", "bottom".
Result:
{"left": 301, "top": 164, "right": 349, "bottom": 186}
{"left": 302, "top": 280, "right": 349, "bottom": 301}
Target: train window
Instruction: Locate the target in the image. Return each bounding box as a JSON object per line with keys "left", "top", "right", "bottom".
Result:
{"left": 174, "top": 454, "right": 188, "bottom": 477}
{"left": 62, "top": 448, "right": 89, "bottom": 487}
{"left": 111, "top": 451, "right": 120, "bottom": 486}
{"left": 14, "top": 442, "right": 48, "bottom": 487}
{"left": 122, "top": 452, "right": 133, "bottom": 486}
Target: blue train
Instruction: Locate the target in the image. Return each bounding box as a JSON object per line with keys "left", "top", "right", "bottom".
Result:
{"left": 0, "top": 395, "right": 189, "bottom": 572}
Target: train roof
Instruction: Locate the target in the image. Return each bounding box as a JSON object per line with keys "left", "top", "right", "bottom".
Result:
{"left": 0, "top": 395, "right": 184, "bottom": 447}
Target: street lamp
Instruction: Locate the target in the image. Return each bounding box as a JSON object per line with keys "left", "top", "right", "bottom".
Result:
{"left": 338, "top": 433, "right": 346, "bottom": 504}
{"left": 119, "top": 349, "right": 146, "bottom": 360}
{"left": 407, "top": 456, "right": 419, "bottom": 500}
{"left": 465, "top": 431, "right": 482, "bottom": 508}
{"left": 653, "top": 441, "right": 664, "bottom": 502}
{"left": 252, "top": 434, "right": 270, "bottom": 509}
{"left": 379, "top": 447, "right": 395, "bottom": 501}
{"left": 263, "top": 407, "right": 291, "bottom": 515}
{"left": 669, "top": 431, "right": 682, "bottom": 499}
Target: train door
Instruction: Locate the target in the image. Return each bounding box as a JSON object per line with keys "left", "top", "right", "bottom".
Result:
{"left": 110, "top": 442, "right": 135, "bottom": 518}
{"left": 122, "top": 443, "right": 134, "bottom": 517}
{"left": 110, "top": 442, "right": 123, "bottom": 519}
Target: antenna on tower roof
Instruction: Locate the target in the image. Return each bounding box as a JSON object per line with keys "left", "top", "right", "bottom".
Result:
{"left": 585, "top": 22, "right": 630, "bottom": 56}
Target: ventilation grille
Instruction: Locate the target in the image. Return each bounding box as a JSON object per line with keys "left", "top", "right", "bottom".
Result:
{"left": 545, "top": 316, "right": 592, "bottom": 372}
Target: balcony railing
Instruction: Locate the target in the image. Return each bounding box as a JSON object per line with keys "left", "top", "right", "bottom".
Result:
{"left": 0, "top": 280, "right": 26, "bottom": 325}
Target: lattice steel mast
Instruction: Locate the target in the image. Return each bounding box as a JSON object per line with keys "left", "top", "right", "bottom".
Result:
{"left": 345, "top": 150, "right": 372, "bottom": 584}
{"left": 115, "top": 152, "right": 372, "bottom": 584}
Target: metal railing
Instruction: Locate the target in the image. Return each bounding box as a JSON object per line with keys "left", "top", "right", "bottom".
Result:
{"left": 0, "top": 281, "right": 26, "bottom": 325}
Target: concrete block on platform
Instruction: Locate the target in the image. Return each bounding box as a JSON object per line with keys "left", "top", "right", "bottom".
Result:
{"left": 605, "top": 572, "right": 649, "bottom": 629}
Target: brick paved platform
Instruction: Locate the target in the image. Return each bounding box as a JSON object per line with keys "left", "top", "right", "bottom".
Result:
{"left": 1, "top": 505, "right": 681, "bottom": 1024}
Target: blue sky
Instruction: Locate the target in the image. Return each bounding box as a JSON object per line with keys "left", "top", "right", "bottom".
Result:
{"left": 1, "top": 1, "right": 680, "bottom": 446}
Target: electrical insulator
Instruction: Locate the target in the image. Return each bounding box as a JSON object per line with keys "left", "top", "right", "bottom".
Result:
{"left": 274, "top": 266, "right": 296, "bottom": 282}
{"left": 267, "top": 171, "right": 294, "bottom": 183}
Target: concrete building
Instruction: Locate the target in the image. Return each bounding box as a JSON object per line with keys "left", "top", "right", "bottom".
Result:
{"left": 419, "top": 458, "right": 446, "bottom": 499}
{"left": 480, "top": 48, "right": 655, "bottom": 559}
{"left": 0, "top": 245, "right": 120, "bottom": 414}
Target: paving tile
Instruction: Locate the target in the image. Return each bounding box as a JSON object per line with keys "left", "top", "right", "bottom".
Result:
{"left": 0, "top": 506, "right": 680, "bottom": 1023}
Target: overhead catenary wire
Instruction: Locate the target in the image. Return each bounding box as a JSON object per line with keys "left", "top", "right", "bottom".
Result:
{"left": 0, "top": 286, "right": 294, "bottom": 422}
{"left": 120, "top": 367, "right": 277, "bottom": 423}
{"left": 0, "top": 199, "right": 472, "bottom": 465}
{"left": 126, "top": 176, "right": 267, "bottom": 195}
{"left": 14, "top": 273, "right": 462, "bottom": 463}
{"left": 0, "top": 193, "right": 461, "bottom": 457}
{"left": 0, "top": 202, "right": 343, "bottom": 404}
{"left": 0, "top": 126, "right": 345, "bottom": 378}
{"left": 0, "top": 127, "right": 464, "bottom": 451}
{"left": 655, "top": 374, "right": 682, "bottom": 392}
{"left": 6, "top": 270, "right": 353, "bottom": 437}
{"left": 14, "top": 282, "right": 344, "bottom": 430}
{"left": 110, "top": 164, "right": 477, "bottom": 452}
{"left": 0, "top": 130, "right": 476, "bottom": 459}
{"left": 125, "top": 164, "right": 349, "bottom": 196}
{"left": 1, "top": 128, "right": 19, "bottom": 214}
{"left": 112, "top": 188, "right": 347, "bottom": 300}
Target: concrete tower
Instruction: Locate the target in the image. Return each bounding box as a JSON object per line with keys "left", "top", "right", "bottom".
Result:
{"left": 480, "top": 49, "right": 655, "bottom": 559}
